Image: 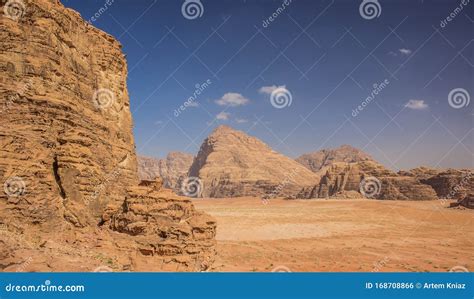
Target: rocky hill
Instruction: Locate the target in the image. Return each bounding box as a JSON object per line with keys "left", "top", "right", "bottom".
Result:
{"left": 188, "top": 126, "right": 320, "bottom": 198}
{"left": 0, "top": 0, "right": 215, "bottom": 272}
{"left": 138, "top": 152, "right": 194, "bottom": 192}
{"left": 296, "top": 144, "right": 374, "bottom": 173}
{"left": 296, "top": 160, "right": 438, "bottom": 200}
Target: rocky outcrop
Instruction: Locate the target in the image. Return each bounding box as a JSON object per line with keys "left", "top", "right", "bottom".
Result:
{"left": 296, "top": 145, "right": 374, "bottom": 173}
{"left": 0, "top": 0, "right": 215, "bottom": 272}
{"left": 189, "top": 125, "right": 320, "bottom": 198}
{"left": 108, "top": 186, "right": 216, "bottom": 271}
{"left": 296, "top": 161, "right": 438, "bottom": 200}
{"left": 419, "top": 169, "right": 473, "bottom": 200}
{"left": 137, "top": 152, "right": 194, "bottom": 192}
{"left": 450, "top": 193, "right": 474, "bottom": 209}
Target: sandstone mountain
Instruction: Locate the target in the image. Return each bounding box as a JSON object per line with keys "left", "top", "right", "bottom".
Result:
{"left": 296, "top": 161, "right": 438, "bottom": 200}
{"left": 401, "top": 168, "right": 473, "bottom": 200}
{"left": 296, "top": 144, "right": 374, "bottom": 173}
{"left": 138, "top": 152, "right": 194, "bottom": 192}
{"left": 0, "top": 0, "right": 215, "bottom": 272}
{"left": 188, "top": 126, "right": 320, "bottom": 198}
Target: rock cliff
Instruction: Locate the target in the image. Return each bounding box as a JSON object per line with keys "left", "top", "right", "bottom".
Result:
{"left": 188, "top": 125, "right": 320, "bottom": 198}
{"left": 296, "top": 145, "right": 374, "bottom": 173}
{"left": 0, "top": 0, "right": 215, "bottom": 272}
{"left": 138, "top": 152, "right": 194, "bottom": 192}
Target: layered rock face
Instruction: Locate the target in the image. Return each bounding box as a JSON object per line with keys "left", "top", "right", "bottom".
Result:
{"left": 138, "top": 152, "right": 194, "bottom": 192}
{"left": 1, "top": 0, "right": 137, "bottom": 227}
{"left": 0, "top": 0, "right": 215, "bottom": 272}
{"left": 296, "top": 161, "right": 438, "bottom": 200}
{"left": 418, "top": 169, "right": 473, "bottom": 200}
{"left": 188, "top": 125, "right": 320, "bottom": 198}
{"left": 296, "top": 145, "right": 374, "bottom": 173}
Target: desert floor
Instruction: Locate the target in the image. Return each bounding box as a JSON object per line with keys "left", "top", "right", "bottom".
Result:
{"left": 193, "top": 198, "right": 473, "bottom": 272}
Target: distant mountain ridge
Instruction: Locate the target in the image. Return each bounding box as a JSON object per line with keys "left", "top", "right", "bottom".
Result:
{"left": 137, "top": 152, "right": 194, "bottom": 192}
{"left": 295, "top": 145, "right": 374, "bottom": 173}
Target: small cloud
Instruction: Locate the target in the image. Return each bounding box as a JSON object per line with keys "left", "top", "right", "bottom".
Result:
{"left": 154, "top": 120, "right": 164, "bottom": 125}
{"left": 215, "top": 93, "right": 249, "bottom": 107}
{"left": 399, "top": 48, "right": 412, "bottom": 55}
{"left": 216, "top": 112, "right": 230, "bottom": 120}
{"left": 388, "top": 51, "right": 398, "bottom": 57}
{"left": 235, "top": 118, "right": 248, "bottom": 123}
{"left": 404, "top": 99, "right": 428, "bottom": 110}
{"left": 259, "top": 85, "right": 286, "bottom": 95}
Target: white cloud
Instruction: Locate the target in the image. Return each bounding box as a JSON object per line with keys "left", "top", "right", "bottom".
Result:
{"left": 404, "top": 99, "right": 428, "bottom": 110}
{"left": 216, "top": 112, "right": 230, "bottom": 120}
{"left": 215, "top": 93, "right": 249, "bottom": 107}
{"left": 259, "top": 85, "right": 286, "bottom": 95}
{"left": 399, "top": 48, "right": 412, "bottom": 55}
{"left": 235, "top": 118, "right": 248, "bottom": 123}
{"left": 187, "top": 101, "right": 199, "bottom": 107}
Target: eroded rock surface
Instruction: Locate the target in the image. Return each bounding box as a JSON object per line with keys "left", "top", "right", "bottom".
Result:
{"left": 296, "top": 145, "right": 374, "bottom": 173}
{"left": 137, "top": 152, "right": 194, "bottom": 192}
{"left": 0, "top": 0, "right": 215, "bottom": 272}
{"left": 296, "top": 161, "right": 438, "bottom": 200}
{"left": 189, "top": 125, "right": 320, "bottom": 198}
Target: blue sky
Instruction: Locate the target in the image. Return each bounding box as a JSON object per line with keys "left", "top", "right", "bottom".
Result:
{"left": 63, "top": 0, "right": 473, "bottom": 170}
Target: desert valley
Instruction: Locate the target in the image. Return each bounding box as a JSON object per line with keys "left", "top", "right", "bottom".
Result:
{"left": 0, "top": 0, "right": 472, "bottom": 274}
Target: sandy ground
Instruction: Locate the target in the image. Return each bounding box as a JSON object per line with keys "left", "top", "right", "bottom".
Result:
{"left": 193, "top": 198, "right": 473, "bottom": 272}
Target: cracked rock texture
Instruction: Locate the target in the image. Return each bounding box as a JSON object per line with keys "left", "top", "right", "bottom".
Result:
{"left": 0, "top": 0, "right": 215, "bottom": 272}
{"left": 189, "top": 125, "right": 320, "bottom": 198}
{"left": 138, "top": 152, "right": 194, "bottom": 193}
